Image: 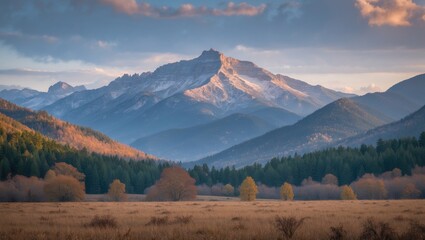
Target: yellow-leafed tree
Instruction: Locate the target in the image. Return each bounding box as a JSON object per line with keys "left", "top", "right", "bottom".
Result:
{"left": 340, "top": 185, "right": 357, "bottom": 200}
{"left": 239, "top": 176, "right": 258, "bottom": 201}
{"left": 107, "top": 179, "right": 127, "bottom": 202}
{"left": 280, "top": 182, "right": 294, "bottom": 201}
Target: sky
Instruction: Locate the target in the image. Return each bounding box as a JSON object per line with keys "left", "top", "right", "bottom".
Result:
{"left": 0, "top": 0, "right": 424, "bottom": 94}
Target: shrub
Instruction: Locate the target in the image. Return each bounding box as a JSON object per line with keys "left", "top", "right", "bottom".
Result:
{"left": 329, "top": 224, "right": 348, "bottom": 240}
{"left": 360, "top": 218, "right": 397, "bottom": 240}
{"left": 86, "top": 215, "right": 118, "bottom": 228}
{"left": 173, "top": 215, "right": 193, "bottom": 224}
{"left": 400, "top": 221, "right": 425, "bottom": 240}
{"left": 274, "top": 216, "right": 306, "bottom": 239}
{"left": 145, "top": 216, "right": 169, "bottom": 226}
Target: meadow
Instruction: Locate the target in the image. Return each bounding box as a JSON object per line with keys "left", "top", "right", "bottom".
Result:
{"left": 0, "top": 199, "right": 424, "bottom": 240}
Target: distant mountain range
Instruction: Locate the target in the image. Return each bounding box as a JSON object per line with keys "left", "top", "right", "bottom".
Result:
{"left": 187, "top": 74, "right": 425, "bottom": 168}
{"left": 41, "top": 49, "right": 352, "bottom": 145}
{"left": 0, "top": 82, "right": 86, "bottom": 110}
{"left": 339, "top": 104, "right": 425, "bottom": 147}
{"left": 0, "top": 98, "right": 154, "bottom": 160}
{"left": 1, "top": 50, "right": 423, "bottom": 168}
{"left": 188, "top": 98, "right": 389, "bottom": 168}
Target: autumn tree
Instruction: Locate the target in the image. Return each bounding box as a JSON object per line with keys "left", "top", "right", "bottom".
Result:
{"left": 340, "top": 185, "right": 357, "bottom": 200}
{"left": 44, "top": 169, "right": 56, "bottom": 181}
{"left": 223, "top": 184, "right": 235, "bottom": 196}
{"left": 280, "top": 182, "right": 294, "bottom": 201}
{"left": 239, "top": 176, "right": 258, "bottom": 201}
{"left": 107, "top": 179, "right": 127, "bottom": 201}
{"left": 351, "top": 174, "right": 388, "bottom": 199}
{"left": 146, "top": 166, "right": 196, "bottom": 201}
{"left": 44, "top": 175, "right": 85, "bottom": 201}
{"left": 52, "top": 162, "right": 85, "bottom": 184}
{"left": 401, "top": 183, "right": 421, "bottom": 199}
{"left": 322, "top": 174, "right": 338, "bottom": 185}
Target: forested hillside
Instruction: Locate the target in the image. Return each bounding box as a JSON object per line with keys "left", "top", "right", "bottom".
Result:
{"left": 188, "top": 133, "right": 425, "bottom": 187}
{"left": 0, "top": 98, "right": 153, "bottom": 160}
{"left": 0, "top": 115, "right": 169, "bottom": 194}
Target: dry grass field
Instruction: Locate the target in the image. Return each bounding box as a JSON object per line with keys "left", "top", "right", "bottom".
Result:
{"left": 0, "top": 200, "right": 424, "bottom": 240}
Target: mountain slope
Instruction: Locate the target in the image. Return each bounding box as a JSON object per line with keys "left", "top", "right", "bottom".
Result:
{"left": 0, "top": 82, "right": 86, "bottom": 110}
{"left": 43, "top": 49, "right": 352, "bottom": 143}
{"left": 0, "top": 98, "right": 154, "bottom": 160}
{"left": 188, "top": 98, "right": 389, "bottom": 168}
{"left": 339, "top": 104, "right": 425, "bottom": 146}
{"left": 352, "top": 74, "right": 425, "bottom": 121}
{"left": 131, "top": 113, "right": 282, "bottom": 162}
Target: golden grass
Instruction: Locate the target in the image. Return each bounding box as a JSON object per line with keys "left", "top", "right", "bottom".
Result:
{"left": 0, "top": 200, "right": 424, "bottom": 240}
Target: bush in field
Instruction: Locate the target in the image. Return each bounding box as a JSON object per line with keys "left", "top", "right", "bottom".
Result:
{"left": 400, "top": 221, "right": 425, "bottom": 240}
{"left": 239, "top": 176, "right": 258, "bottom": 201}
{"left": 360, "top": 218, "right": 397, "bottom": 240}
{"left": 44, "top": 175, "right": 85, "bottom": 201}
{"left": 146, "top": 166, "right": 196, "bottom": 201}
{"left": 274, "top": 216, "right": 306, "bottom": 239}
{"left": 328, "top": 224, "right": 348, "bottom": 240}
{"left": 280, "top": 182, "right": 294, "bottom": 201}
{"left": 340, "top": 185, "right": 357, "bottom": 200}
{"left": 0, "top": 175, "right": 45, "bottom": 202}
{"left": 107, "top": 179, "right": 127, "bottom": 202}
{"left": 86, "top": 215, "right": 118, "bottom": 228}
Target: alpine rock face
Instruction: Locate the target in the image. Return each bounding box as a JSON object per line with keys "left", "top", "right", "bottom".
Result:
{"left": 42, "top": 49, "right": 353, "bottom": 144}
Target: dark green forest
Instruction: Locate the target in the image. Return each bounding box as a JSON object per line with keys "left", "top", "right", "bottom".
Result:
{"left": 0, "top": 127, "right": 170, "bottom": 194}
{"left": 1, "top": 122, "right": 424, "bottom": 194}
{"left": 188, "top": 133, "right": 425, "bottom": 187}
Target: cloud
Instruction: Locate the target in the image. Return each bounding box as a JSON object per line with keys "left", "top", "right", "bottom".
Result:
{"left": 98, "top": 1, "right": 266, "bottom": 17}
{"left": 355, "top": 0, "right": 425, "bottom": 26}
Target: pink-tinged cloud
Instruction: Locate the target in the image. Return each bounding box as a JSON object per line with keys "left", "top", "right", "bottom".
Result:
{"left": 98, "top": 1, "right": 266, "bottom": 17}
{"left": 355, "top": 0, "right": 425, "bottom": 26}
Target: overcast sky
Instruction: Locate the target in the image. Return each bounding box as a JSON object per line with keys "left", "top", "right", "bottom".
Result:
{"left": 0, "top": 0, "right": 424, "bottom": 94}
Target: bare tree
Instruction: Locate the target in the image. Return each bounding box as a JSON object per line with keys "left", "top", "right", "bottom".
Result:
{"left": 44, "top": 175, "right": 85, "bottom": 201}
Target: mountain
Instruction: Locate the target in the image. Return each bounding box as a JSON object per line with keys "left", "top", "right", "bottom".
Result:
{"left": 0, "top": 81, "right": 86, "bottom": 110}
{"left": 339, "top": 104, "right": 425, "bottom": 147}
{"left": 188, "top": 98, "right": 390, "bottom": 168}
{"left": 43, "top": 49, "right": 352, "bottom": 143}
{"left": 0, "top": 98, "right": 154, "bottom": 160}
{"left": 352, "top": 74, "right": 425, "bottom": 121}
{"left": 131, "top": 113, "right": 289, "bottom": 162}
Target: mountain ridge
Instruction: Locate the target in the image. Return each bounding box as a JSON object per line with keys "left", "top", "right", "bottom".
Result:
{"left": 0, "top": 98, "right": 154, "bottom": 160}
{"left": 42, "top": 49, "right": 353, "bottom": 143}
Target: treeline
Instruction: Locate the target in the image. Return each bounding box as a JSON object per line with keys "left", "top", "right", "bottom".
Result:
{"left": 188, "top": 133, "right": 425, "bottom": 188}
{"left": 0, "top": 127, "right": 170, "bottom": 194}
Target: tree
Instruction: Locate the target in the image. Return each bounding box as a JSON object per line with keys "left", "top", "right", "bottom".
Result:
{"left": 146, "top": 166, "right": 196, "bottom": 201}
{"left": 223, "top": 184, "right": 234, "bottom": 196}
{"left": 52, "top": 162, "right": 85, "bottom": 183}
{"left": 44, "top": 169, "right": 56, "bottom": 181}
{"left": 340, "top": 185, "right": 357, "bottom": 200}
{"left": 280, "top": 182, "right": 294, "bottom": 201}
{"left": 401, "top": 183, "right": 421, "bottom": 199}
{"left": 322, "top": 174, "right": 338, "bottom": 185}
{"left": 351, "top": 175, "right": 388, "bottom": 199}
{"left": 44, "top": 175, "right": 85, "bottom": 201}
{"left": 239, "top": 176, "right": 258, "bottom": 201}
{"left": 107, "top": 179, "right": 127, "bottom": 201}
